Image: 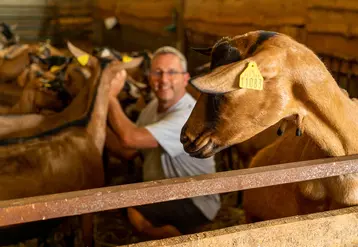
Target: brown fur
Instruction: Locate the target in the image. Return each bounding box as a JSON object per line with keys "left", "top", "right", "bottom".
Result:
{"left": 181, "top": 30, "right": 358, "bottom": 220}
{"left": 28, "top": 43, "right": 65, "bottom": 58}
{"left": 0, "top": 43, "right": 121, "bottom": 200}
{"left": 2, "top": 62, "right": 89, "bottom": 115}
{"left": 2, "top": 64, "right": 65, "bottom": 114}
{"left": 0, "top": 44, "right": 30, "bottom": 83}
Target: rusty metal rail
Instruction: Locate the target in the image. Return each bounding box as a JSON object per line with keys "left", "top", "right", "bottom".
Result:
{"left": 1, "top": 154, "right": 358, "bottom": 227}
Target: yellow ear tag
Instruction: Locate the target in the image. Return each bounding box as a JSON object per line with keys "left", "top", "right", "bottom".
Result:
{"left": 77, "top": 54, "right": 90, "bottom": 66}
{"left": 38, "top": 46, "right": 45, "bottom": 53}
{"left": 50, "top": 65, "right": 61, "bottom": 73}
{"left": 239, "top": 61, "right": 263, "bottom": 90}
{"left": 44, "top": 83, "right": 51, "bottom": 88}
{"left": 122, "top": 55, "right": 133, "bottom": 63}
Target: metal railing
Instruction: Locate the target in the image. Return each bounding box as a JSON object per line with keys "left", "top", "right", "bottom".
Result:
{"left": 1, "top": 154, "right": 358, "bottom": 227}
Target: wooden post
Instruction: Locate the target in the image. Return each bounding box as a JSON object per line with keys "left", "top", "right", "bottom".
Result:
{"left": 176, "top": 0, "right": 185, "bottom": 53}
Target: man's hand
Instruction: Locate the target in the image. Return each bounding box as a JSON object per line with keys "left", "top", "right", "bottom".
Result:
{"left": 109, "top": 69, "right": 127, "bottom": 98}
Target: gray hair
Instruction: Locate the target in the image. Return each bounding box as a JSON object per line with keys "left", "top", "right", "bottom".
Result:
{"left": 152, "top": 46, "right": 187, "bottom": 72}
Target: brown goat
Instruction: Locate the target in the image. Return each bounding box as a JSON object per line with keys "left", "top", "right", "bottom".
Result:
{"left": 1, "top": 64, "right": 64, "bottom": 114}
{"left": 0, "top": 44, "right": 30, "bottom": 83}
{"left": 0, "top": 54, "right": 90, "bottom": 116}
{"left": 0, "top": 42, "right": 110, "bottom": 199}
{"left": 181, "top": 30, "right": 358, "bottom": 220}
{"left": 0, "top": 42, "right": 143, "bottom": 199}
{"left": 0, "top": 42, "right": 138, "bottom": 245}
{"left": 94, "top": 47, "right": 154, "bottom": 120}
{"left": 29, "top": 42, "right": 65, "bottom": 58}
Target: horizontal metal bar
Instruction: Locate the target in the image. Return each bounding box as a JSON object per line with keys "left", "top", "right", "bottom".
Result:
{"left": 1, "top": 154, "right": 358, "bottom": 227}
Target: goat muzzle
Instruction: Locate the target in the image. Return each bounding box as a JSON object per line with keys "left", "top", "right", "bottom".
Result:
{"left": 180, "top": 125, "right": 218, "bottom": 158}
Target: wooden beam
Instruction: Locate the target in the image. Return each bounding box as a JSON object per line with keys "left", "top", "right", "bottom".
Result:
{"left": 0, "top": 154, "right": 358, "bottom": 227}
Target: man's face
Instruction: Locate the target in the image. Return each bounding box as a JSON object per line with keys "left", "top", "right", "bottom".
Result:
{"left": 149, "top": 53, "right": 189, "bottom": 104}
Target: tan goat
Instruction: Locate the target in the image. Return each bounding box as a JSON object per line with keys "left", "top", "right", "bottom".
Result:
{"left": 0, "top": 42, "right": 109, "bottom": 198}
{"left": 0, "top": 42, "right": 137, "bottom": 245}
{"left": 0, "top": 42, "right": 66, "bottom": 84}
{"left": 181, "top": 30, "right": 358, "bottom": 221}
{"left": 2, "top": 65, "right": 60, "bottom": 114}
{"left": 0, "top": 44, "right": 30, "bottom": 83}
{"left": 1, "top": 56, "right": 89, "bottom": 115}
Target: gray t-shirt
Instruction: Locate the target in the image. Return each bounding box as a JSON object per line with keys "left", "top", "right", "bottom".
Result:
{"left": 136, "top": 93, "right": 221, "bottom": 220}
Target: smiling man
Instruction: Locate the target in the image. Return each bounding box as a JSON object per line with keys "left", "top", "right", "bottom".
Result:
{"left": 106, "top": 46, "right": 220, "bottom": 238}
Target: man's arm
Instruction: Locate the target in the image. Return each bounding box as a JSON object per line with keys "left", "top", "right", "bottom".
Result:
{"left": 108, "top": 97, "right": 159, "bottom": 149}
{"left": 105, "top": 126, "right": 138, "bottom": 160}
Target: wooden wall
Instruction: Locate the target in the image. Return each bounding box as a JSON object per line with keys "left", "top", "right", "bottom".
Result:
{"left": 0, "top": 0, "right": 94, "bottom": 45}
{"left": 94, "top": 0, "right": 358, "bottom": 97}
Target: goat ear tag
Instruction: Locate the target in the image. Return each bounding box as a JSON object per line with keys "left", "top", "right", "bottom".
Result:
{"left": 77, "top": 54, "right": 90, "bottom": 66}
{"left": 38, "top": 46, "right": 45, "bottom": 53}
{"left": 50, "top": 65, "right": 61, "bottom": 73}
{"left": 122, "top": 55, "right": 133, "bottom": 63}
{"left": 239, "top": 61, "right": 263, "bottom": 90}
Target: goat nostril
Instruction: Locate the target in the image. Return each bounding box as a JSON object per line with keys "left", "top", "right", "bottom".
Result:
{"left": 180, "top": 134, "right": 189, "bottom": 144}
{"left": 180, "top": 126, "right": 189, "bottom": 144}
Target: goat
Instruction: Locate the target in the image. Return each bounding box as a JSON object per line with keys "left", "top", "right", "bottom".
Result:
{"left": 29, "top": 41, "right": 65, "bottom": 59}
{"left": 1, "top": 63, "right": 72, "bottom": 114}
{"left": 0, "top": 44, "right": 30, "bottom": 83}
{"left": 0, "top": 42, "right": 146, "bottom": 245}
{"left": 0, "top": 41, "right": 66, "bottom": 84}
{"left": 180, "top": 30, "right": 358, "bottom": 221}
{"left": 0, "top": 41, "right": 109, "bottom": 198}
{"left": 0, "top": 54, "right": 85, "bottom": 115}
{"left": 93, "top": 47, "right": 154, "bottom": 121}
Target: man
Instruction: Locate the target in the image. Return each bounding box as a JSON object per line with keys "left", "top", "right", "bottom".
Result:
{"left": 106, "top": 46, "right": 220, "bottom": 238}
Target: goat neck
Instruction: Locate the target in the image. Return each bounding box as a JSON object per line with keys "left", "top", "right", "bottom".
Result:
{"left": 289, "top": 60, "right": 358, "bottom": 157}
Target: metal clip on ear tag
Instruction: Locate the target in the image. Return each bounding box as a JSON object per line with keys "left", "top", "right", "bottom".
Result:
{"left": 239, "top": 61, "right": 263, "bottom": 90}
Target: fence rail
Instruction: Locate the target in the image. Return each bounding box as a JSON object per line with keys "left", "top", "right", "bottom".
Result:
{"left": 1, "top": 154, "right": 358, "bottom": 227}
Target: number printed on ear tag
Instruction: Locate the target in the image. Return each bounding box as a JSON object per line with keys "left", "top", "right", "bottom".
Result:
{"left": 239, "top": 61, "right": 263, "bottom": 90}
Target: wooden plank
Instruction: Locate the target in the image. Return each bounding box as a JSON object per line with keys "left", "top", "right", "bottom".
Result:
{"left": 184, "top": 0, "right": 307, "bottom": 27}
{"left": 1, "top": 154, "right": 358, "bottom": 227}
{"left": 124, "top": 206, "right": 358, "bottom": 247}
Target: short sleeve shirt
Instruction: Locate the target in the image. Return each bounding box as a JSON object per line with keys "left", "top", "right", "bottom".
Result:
{"left": 136, "top": 93, "right": 221, "bottom": 220}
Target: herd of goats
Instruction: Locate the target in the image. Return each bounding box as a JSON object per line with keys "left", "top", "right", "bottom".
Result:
{"left": 1, "top": 21, "right": 358, "bottom": 245}
{"left": 0, "top": 22, "right": 157, "bottom": 245}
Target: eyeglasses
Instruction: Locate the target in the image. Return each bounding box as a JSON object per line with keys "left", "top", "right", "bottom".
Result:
{"left": 149, "top": 70, "right": 186, "bottom": 78}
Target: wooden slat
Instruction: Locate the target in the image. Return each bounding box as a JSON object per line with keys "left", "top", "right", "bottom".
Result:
{"left": 1, "top": 154, "right": 358, "bottom": 227}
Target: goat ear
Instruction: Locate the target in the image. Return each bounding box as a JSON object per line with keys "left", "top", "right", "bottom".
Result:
{"left": 67, "top": 41, "right": 87, "bottom": 58}
{"left": 190, "top": 59, "right": 257, "bottom": 94}
{"left": 67, "top": 41, "right": 95, "bottom": 67}
{"left": 121, "top": 56, "right": 144, "bottom": 70}
{"left": 191, "top": 47, "right": 212, "bottom": 56}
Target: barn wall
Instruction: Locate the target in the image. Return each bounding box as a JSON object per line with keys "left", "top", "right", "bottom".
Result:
{"left": 0, "top": 0, "right": 94, "bottom": 45}
{"left": 94, "top": 0, "right": 358, "bottom": 97}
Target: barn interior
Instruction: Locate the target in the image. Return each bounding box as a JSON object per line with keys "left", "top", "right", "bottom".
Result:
{"left": 1, "top": 0, "right": 358, "bottom": 246}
